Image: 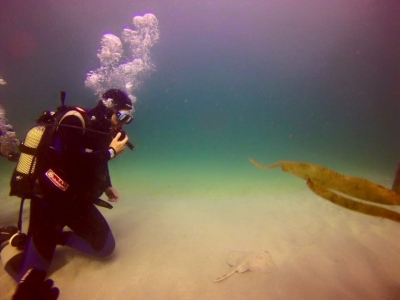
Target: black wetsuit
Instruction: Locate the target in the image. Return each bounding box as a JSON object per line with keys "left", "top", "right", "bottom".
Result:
{"left": 5, "top": 106, "right": 116, "bottom": 281}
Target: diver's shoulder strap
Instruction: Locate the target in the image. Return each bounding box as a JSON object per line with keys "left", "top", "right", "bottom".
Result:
{"left": 58, "top": 110, "right": 86, "bottom": 129}
{"left": 56, "top": 107, "right": 89, "bottom": 132}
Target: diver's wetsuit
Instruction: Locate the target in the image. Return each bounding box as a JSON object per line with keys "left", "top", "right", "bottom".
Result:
{"left": 5, "top": 105, "right": 116, "bottom": 281}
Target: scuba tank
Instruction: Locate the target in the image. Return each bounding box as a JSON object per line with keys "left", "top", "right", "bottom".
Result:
{"left": 8, "top": 124, "right": 50, "bottom": 249}
{"left": 9, "top": 111, "right": 57, "bottom": 199}
{"left": 10, "top": 125, "right": 46, "bottom": 198}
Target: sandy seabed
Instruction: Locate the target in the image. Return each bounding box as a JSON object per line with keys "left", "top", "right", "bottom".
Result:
{"left": 1, "top": 159, "right": 400, "bottom": 300}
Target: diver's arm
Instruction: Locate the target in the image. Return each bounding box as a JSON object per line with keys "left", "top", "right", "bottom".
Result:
{"left": 57, "top": 114, "right": 112, "bottom": 163}
{"left": 58, "top": 115, "right": 127, "bottom": 162}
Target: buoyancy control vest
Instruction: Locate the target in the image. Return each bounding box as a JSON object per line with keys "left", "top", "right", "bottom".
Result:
{"left": 9, "top": 105, "right": 89, "bottom": 200}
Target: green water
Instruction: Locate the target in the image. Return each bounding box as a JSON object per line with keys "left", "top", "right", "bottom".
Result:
{"left": 0, "top": 0, "right": 399, "bottom": 199}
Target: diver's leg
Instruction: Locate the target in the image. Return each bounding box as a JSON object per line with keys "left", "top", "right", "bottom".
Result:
{"left": 62, "top": 202, "right": 115, "bottom": 258}
{"left": 4, "top": 197, "right": 62, "bottom": 281}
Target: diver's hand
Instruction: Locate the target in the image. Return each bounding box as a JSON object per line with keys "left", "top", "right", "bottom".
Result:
{"left": 109, "top": 132, "right": 129, "bottom": 155}
{"left": 12, "top": 268, "right": 59, "bottom": 300}
{"left": 105, "top": 186, "right": 119, "bottom": 203}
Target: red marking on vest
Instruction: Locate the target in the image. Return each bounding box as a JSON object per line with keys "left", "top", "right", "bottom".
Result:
{"left": 45, "top": 169, "right": 69, "bottom": 191}
{"left": 74, "top": 107, "right": 87, "bottom": 113}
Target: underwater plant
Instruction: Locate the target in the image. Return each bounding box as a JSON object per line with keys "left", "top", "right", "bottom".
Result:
{"left": 249, "top": 158, "right": 400, "bottom": 223}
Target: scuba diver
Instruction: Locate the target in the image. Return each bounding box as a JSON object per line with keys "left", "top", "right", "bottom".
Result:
{"left": 1, "top": 89, "right": 133, "bottom": 288}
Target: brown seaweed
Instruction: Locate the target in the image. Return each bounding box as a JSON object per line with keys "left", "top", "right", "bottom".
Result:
{"left": 249, "top": 158, "right": 400, "bottom": 205}
{"left": 307, "top": 179, "right": 400, "bottom": 223}
{"left": 249, "top": 158, "right": 400, "bottom": 222}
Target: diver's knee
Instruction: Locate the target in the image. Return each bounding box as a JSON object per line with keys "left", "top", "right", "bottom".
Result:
{"left": 95, "top": 234, "right": 115, "bottom": 258}
{"left": 101, "top": 239, "right": 115, "bottom": 258}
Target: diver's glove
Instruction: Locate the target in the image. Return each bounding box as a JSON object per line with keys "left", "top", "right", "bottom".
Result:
{"left": 12, "top": 268, "right": 59, "bottom": 300}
